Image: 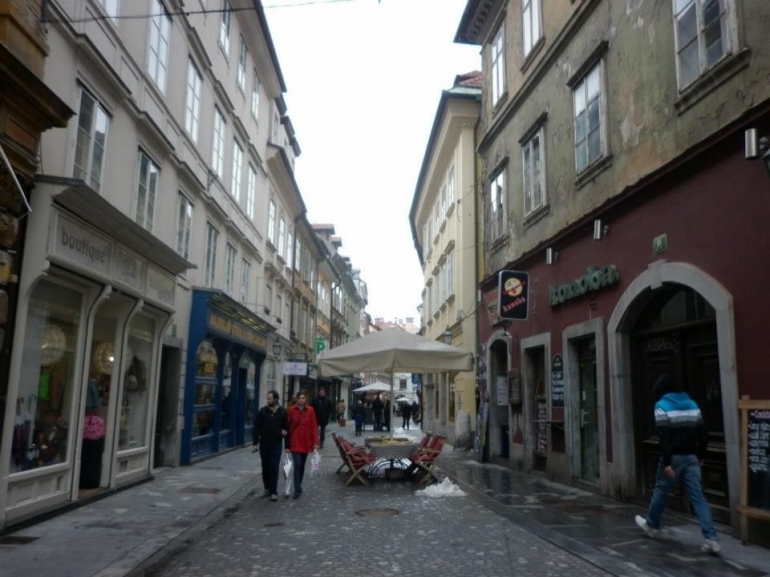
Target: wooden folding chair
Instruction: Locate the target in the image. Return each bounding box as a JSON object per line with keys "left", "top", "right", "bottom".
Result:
{"left": 343, "top": 447, "right": 376, "bottom": 486}
{"left": 409, "top": 435, "right": 446, "bottom": 484}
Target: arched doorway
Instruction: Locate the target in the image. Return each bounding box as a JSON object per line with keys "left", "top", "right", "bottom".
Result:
{"left": 608, "top": 261, "right": 739, "bottom": 526}
{"left": 631, "top": 286, "right": 729, "bottom": 523}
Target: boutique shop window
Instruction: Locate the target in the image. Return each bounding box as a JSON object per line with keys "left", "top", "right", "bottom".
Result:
{"left": 118, "top": 313, "right": 157, "bottom": 451}
{"left": 11, "top": 280, "right": 83, "bottom": 474}
{"left": 193, "top": 340, "right": 217, "bottom": 437}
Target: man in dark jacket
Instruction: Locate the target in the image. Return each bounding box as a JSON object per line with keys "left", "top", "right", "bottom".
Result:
{"left": 311, "top": 388, "right": 334, "bottom": 449}
{"left": 635, "top": 374, "right": 720, "bottom": 554}
{"left": 372, "top": 395, "right": 384, "bottom": 431}
{"left": 252, "top": 390, "right": 288, "bottom": 502}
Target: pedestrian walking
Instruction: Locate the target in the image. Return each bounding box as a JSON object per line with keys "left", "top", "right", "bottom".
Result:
{"left": 352, "top": 399, "right": 365, "bottom": 436}
{"left": 411, "top": 400, "right": 420, "bottom": 425}
{"left": 401, "top": 401, "right": 412, "bottom": 430}
{"left": 384, "top": 398, "right": 392, "bottom": 431}
{"left": 312, "top": 388, "right": 334, "bottom": 449}
{"left": 252, "top": 390, "right": 288, "bottom": 502}
{"left": 372, "top": 394, "right": 384, "bottom": 431}
{"left": 336, "top": 399, "right": 346, "bottom": 424}
{"left": 634, "top": 374, "right": 720, "bottom": 554}
{"left": 286, "top": 391, "right": 319, "bottom": 499}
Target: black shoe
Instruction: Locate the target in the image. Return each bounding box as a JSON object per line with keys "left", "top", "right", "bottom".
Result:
{"left": 292, "top": 492, "right": 301, "bottom": 499}
{"left": 270, "top": 494, "right": 278, "bottom": 502}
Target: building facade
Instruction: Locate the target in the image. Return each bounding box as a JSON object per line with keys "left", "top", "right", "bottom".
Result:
{"left": 410, "top": 72, "right": 481, "bottom": 444}
{"left": 457, "top": 0, "right": 770, "bottom": 531}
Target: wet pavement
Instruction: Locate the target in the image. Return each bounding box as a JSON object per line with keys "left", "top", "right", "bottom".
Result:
{"left": 0, "top": 421, "right": 767, "bottom": 577}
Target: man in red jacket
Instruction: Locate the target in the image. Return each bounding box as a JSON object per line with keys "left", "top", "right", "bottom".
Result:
{"left": 286, "top": 391, "right": 319, "bottom": 499}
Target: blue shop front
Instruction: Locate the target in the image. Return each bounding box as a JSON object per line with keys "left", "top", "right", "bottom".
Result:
{"left": 182, "top": 289, "right": 273, "bottom": 464}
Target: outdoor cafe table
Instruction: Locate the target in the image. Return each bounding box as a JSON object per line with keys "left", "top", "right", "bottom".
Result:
{"left": 364, "top": 440, "right": 417, "bottom": 479}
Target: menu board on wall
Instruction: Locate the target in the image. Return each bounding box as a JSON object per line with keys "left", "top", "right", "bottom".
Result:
{"left": 536, "top": 398, "right": 548, "bottom": 455}
{"left": 747, "top": 408, "right": 770, "bottom": 511}
{"left": 551, "top": 354, "right": 564, "bottom": 409}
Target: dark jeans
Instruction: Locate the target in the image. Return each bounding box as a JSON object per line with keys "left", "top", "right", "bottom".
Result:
{"left": 259, "top": 443, "right": 282, "bottom": 496}
{"left": 402, "top": 416, "right": 411, "bottom": 430}
{"left": 374, "top": 413, "right": 383, "bottom": 430}
{"left": 292, "top": 452, "right": 308, "bottom": 495}
{"left": 319, "top": 424, "right": 328, "bottom": 448}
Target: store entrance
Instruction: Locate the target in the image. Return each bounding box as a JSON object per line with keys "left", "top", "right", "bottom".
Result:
{"left": 631, "top": 286, "right": 729, "bottom": 524}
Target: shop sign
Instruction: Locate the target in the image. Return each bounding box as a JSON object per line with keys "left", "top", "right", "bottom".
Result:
{"left": 485, "top": 290, "right": 500, "bottom": 326}
{"left": 113, "top": 246, "right": 144, "bottom": 292}
{"left": 53, "top": 213, "right": 111, "bottom": 277}
{"left": 551, "top": 354, "right": 564, "bottom": 409}
{"left": 496, "top": 374, "right": 509, "bottom": 406}
{"left": 207, "top": 310, "right": 266, "bottom": 349}
{"left": 146, "top": 265, "right": 175, "bottom": 307}
{"left": 498, "top": 270, "right": 529, "bottom": 321}
{"left": 548, "top": 265, "right": 620, "bottom": 307}
{"left": 283, "top": 361, "right": 308, "bottom": 376}
{"left": 315, "top": 336, "right": 326, "bottom": 354}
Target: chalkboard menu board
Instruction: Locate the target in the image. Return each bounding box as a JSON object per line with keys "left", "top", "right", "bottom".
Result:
{"left": 551, "top": 354, "right": 564, "bottom": 409}
{"left": 747, "top": 408, "right": 770, "bottom": 510}
{"left": 536, "top": 399, "right": 548, "bottom": 455}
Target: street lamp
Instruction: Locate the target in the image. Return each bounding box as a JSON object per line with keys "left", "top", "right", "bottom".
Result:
{"left": 745, "top": 129, "right": 770, "bottom": 178}
{"left": 442, "top": 326, "right": 453, "bottom": 345}
{"left": 272, "top": 341, "right": 282, "bottom": 359}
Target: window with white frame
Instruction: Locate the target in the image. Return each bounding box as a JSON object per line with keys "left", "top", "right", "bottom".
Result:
{"left": 246, "top": 164, "right": 256, "bottom": 220}
{"left": 219, "top": 0, "right": 231, "bottom": 56}
{"left": 185, "top": 60, "right": 202, "bottom": 143}
{"left": 251, "top": 69, "right": 261, "bottom": 119}
{"left": 147, "top": 0, "right": 170, "bottom": 93}
{"left": 286, "top": 232, "right": 293, "bottom": 269}
{"left": 237, "top": 36, "right": 247, "bottom": 90}
{"left": 241, "top": 258, "right": 250, "bottom": 303}
{"left": 447, "top": 252, "right": 454, "bottom": 298}
{"left": 265, "top": 284, "right": 273, "bottom": 314}
{"left": 523, "top": 128, "right": 545, "bottom": 215}
{"left": 440, "top": 184, "right": 447, "bottom": 217}
{"left": 294, "top": 238, "right": 301, "bottom": 271}
{"left": 488, "top": 168, "right": 506, "bottom": 241}
{"left": 74, "top": 90, "right": 109, "bottom": 192}
{"left": 205, "top": 223, "right": 219, "bottom": 287}
{"left": 267, "top": 200, "right": 276, "bottom": 244}
{"left": 135, "top": 151, "right": 159, "bottom": 232}
{"left": 99, "top": 0, "right": 119, "bottom": 22}
{"left": 225, "top": 243, "right": 236, "bottom": 295}
{"left": 447, "top": 166, "right": 455, "bottom": 209}
{"left": 491, "top": 24, "right": 506, "bottom": 106}
{"left": 286, "top": 301, "right": 291, "bottom": 334}
{"left": 433, "top": 202, "right": 440, "bottom": 240}
{"left": 276, "top": 294, "right": 283, "bottom": 323}
{"left": 302, "top": 303, "right": 309, "bottom": 342}
{"left": 673, "top": 0, "right": 730, "bottom": 89}
{"left": 278, "top": 218, "right": 285, "bottom": 258}
{"left": 522, "top": 0, "right": 541, "bottom": 57}
{"left": 212, "top": 108, "right": 226, "bottom": 177}
{"left": 176, "top": 193, "right": 193, "bottom": 260}
{"left": 573, "top": 63, "right": 604, "bottom": 173}
{"left": 265, "top": 360, "right": 276, "bottom": 389}
{"left": 231, "top": 140, "right": 243, "bottom": 201}
{"left": 272, "top": 109, "right": 280, "bottom": 143}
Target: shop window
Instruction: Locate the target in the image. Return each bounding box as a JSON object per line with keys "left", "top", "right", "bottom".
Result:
{"left": 193, "top": 340, "right": 217, "bottom": 437}
{"left": 118, "top": 312, "right": 157, "bottom": 451}
{"left": 243, "top": 355, "right": 256, "bottom": 434}
{"left": 221, "top": 353, "right": 233, "bottom": 432}
{"left": 11, "top": 280, "right": 83, "bottom": 474}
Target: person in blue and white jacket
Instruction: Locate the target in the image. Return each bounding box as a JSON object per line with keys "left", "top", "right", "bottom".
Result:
{"left": 634, "top": 374, "right": 720, "bottom": 554}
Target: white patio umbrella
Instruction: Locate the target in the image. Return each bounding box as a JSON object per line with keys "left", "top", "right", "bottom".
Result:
{"left": 351, "top": 382, "right": 392, "bottom": 393}
{"left": 317, "top": 328, "right": 474, "bottom": 438}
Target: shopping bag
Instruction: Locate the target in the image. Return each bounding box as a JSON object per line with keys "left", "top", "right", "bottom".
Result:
{"left": 282, "top": 453, "right": 293, "bottom": 479}
{"left": 310, "top": 449, "right": 322, "bottom": 475}
{"left": 284, "top": 478, "right": 293, "bottom": 497}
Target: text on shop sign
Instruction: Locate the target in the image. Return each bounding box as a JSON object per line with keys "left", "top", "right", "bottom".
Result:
{"left": 549, "top": 265, "right": 620, "bottom": 307}
{"left": 207, "top": 312, "right": 266, "bottom": 349}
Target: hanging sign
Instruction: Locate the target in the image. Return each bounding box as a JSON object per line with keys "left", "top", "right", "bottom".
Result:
{"left": 551, "top": 354, "right": 564, "bottom": 409}
{"left": 498, "top": 270, "right": 529, "bottom": 321}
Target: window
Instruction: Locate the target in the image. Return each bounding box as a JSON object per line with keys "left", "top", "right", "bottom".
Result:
{"left": 219, "top": 0, "right": 231, "bottom": 56}
{"left": 135, "top": 151, "right": 159, "bottom": 232}
{"left": 522, "top": 0, "right": 541, "bottom": 56}
{"left": 286, "top": 232, "right": 293, "bottom": 269}
{"left": 237, "top": 37, "right": 247, "bottom": 90}
{"left": 523, "top": 129, "right": 545, "bottom": 215}
{"left": 251, "top": 69, "right": 261, "bottom": 119}
{"left": 246, "top": 164, "right": 256, "bottom": 219}
{"left": 73, "top": 90, "right": 109, "bottom": 191}
{"left": 147, "top": 0, "right": 170, "bottom": 93}
{"left": 205, "top": 223, "right": 219, "bottom": 287}
{"left": 294, "top": 238, "right": 301, "bottom": 271}
{"left": 491, "top": 24, "right": 505, "bottom": 105}
{"left": 272, "top": 109, "right": 281, "bottom": 143}
{"left": 488, "top": 169, "right": 506, "bottom": 241}
{"left": 673, "top": 0, "right": 729, "bottom": 88}
{"left": 447, "top": 166, "right": 455, "bottom": 208}
{"left": 225, "top": 243, "right": 236, "bottom": 295}
{"left": 268, "top": 200, "right": 276, "bottom": 243}
{"left": 241, "top": 258, "right": 251, "bottom": 303}
{"left": 265, "top": 284, "right": 273, "bottom": 314}
{"left": 433, "top": 202, "right": 440, "bottom": 239}
{"left": 99, "top": 0, "right": 119, "bottom": 22}
{"left": 440, "top": 184, "right": 447, "bottom": 217}
{"left": 573, "top": 64, "right": 603, "bottom": 172}
{"left": 447, "top": 252, "right": 454, "bottom": 297}
{"left": 231, "top": 140, "right": 243, "bottom": 201}
{"left": 212, "top": 108, "right": 226, "bottom": 177}
{"left": 176, "top": 193, "right": 193, "bottom": 260}
{"left": 185, "top": 60, "right": 202, "bottom": 143}
{"left": 278, "top": 218, "right": 285, "bottom": 258}
{"left": 276, "top": 294, "right": 283, "bottom": 323}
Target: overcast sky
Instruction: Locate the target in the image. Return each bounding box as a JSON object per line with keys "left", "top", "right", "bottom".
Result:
{"left": 264, "top": 0, "right": 481, "bottom": 324}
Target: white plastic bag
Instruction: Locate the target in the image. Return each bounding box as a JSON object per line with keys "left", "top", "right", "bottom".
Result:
{"left": 310, "top": 449, "right": 322, "bottom": 475}
{"left": 283, "top": 453, "right": 294, "bottom": 497}
{"left": 284, "top": 478, "right": 293, "bottom": 497}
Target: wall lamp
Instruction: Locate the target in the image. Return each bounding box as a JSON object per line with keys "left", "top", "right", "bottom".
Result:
{"left": 442, "top": 326, "right": 453, "bottom": 345}
{"left": 593, "top": 218, "right": 609, "bottom": 240}
{"left": 546, "top": 247, "right": 558, "bottom": 265}
{"left": 272, "top": 340, "right": 282, "bottom": 358}
{"left": 745, "top": 128, "right": 770, "bottom": 177}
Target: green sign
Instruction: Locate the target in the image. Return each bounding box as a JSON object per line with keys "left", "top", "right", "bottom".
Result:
{"left": 653, "top": 233, "right": 668, "bottom": 255}
{"left": 548, "top": 265, "right": 620, "bottom": 307}
{"left": 316, "top": 336, "right": 327, "bottom": 354}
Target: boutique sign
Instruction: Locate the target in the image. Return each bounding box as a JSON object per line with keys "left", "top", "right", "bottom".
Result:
{"left": 549, "top": 265, "right": 620, "bottom": 307}
{"left": 498, "top": 270, "right": 529, "bottom": 321}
